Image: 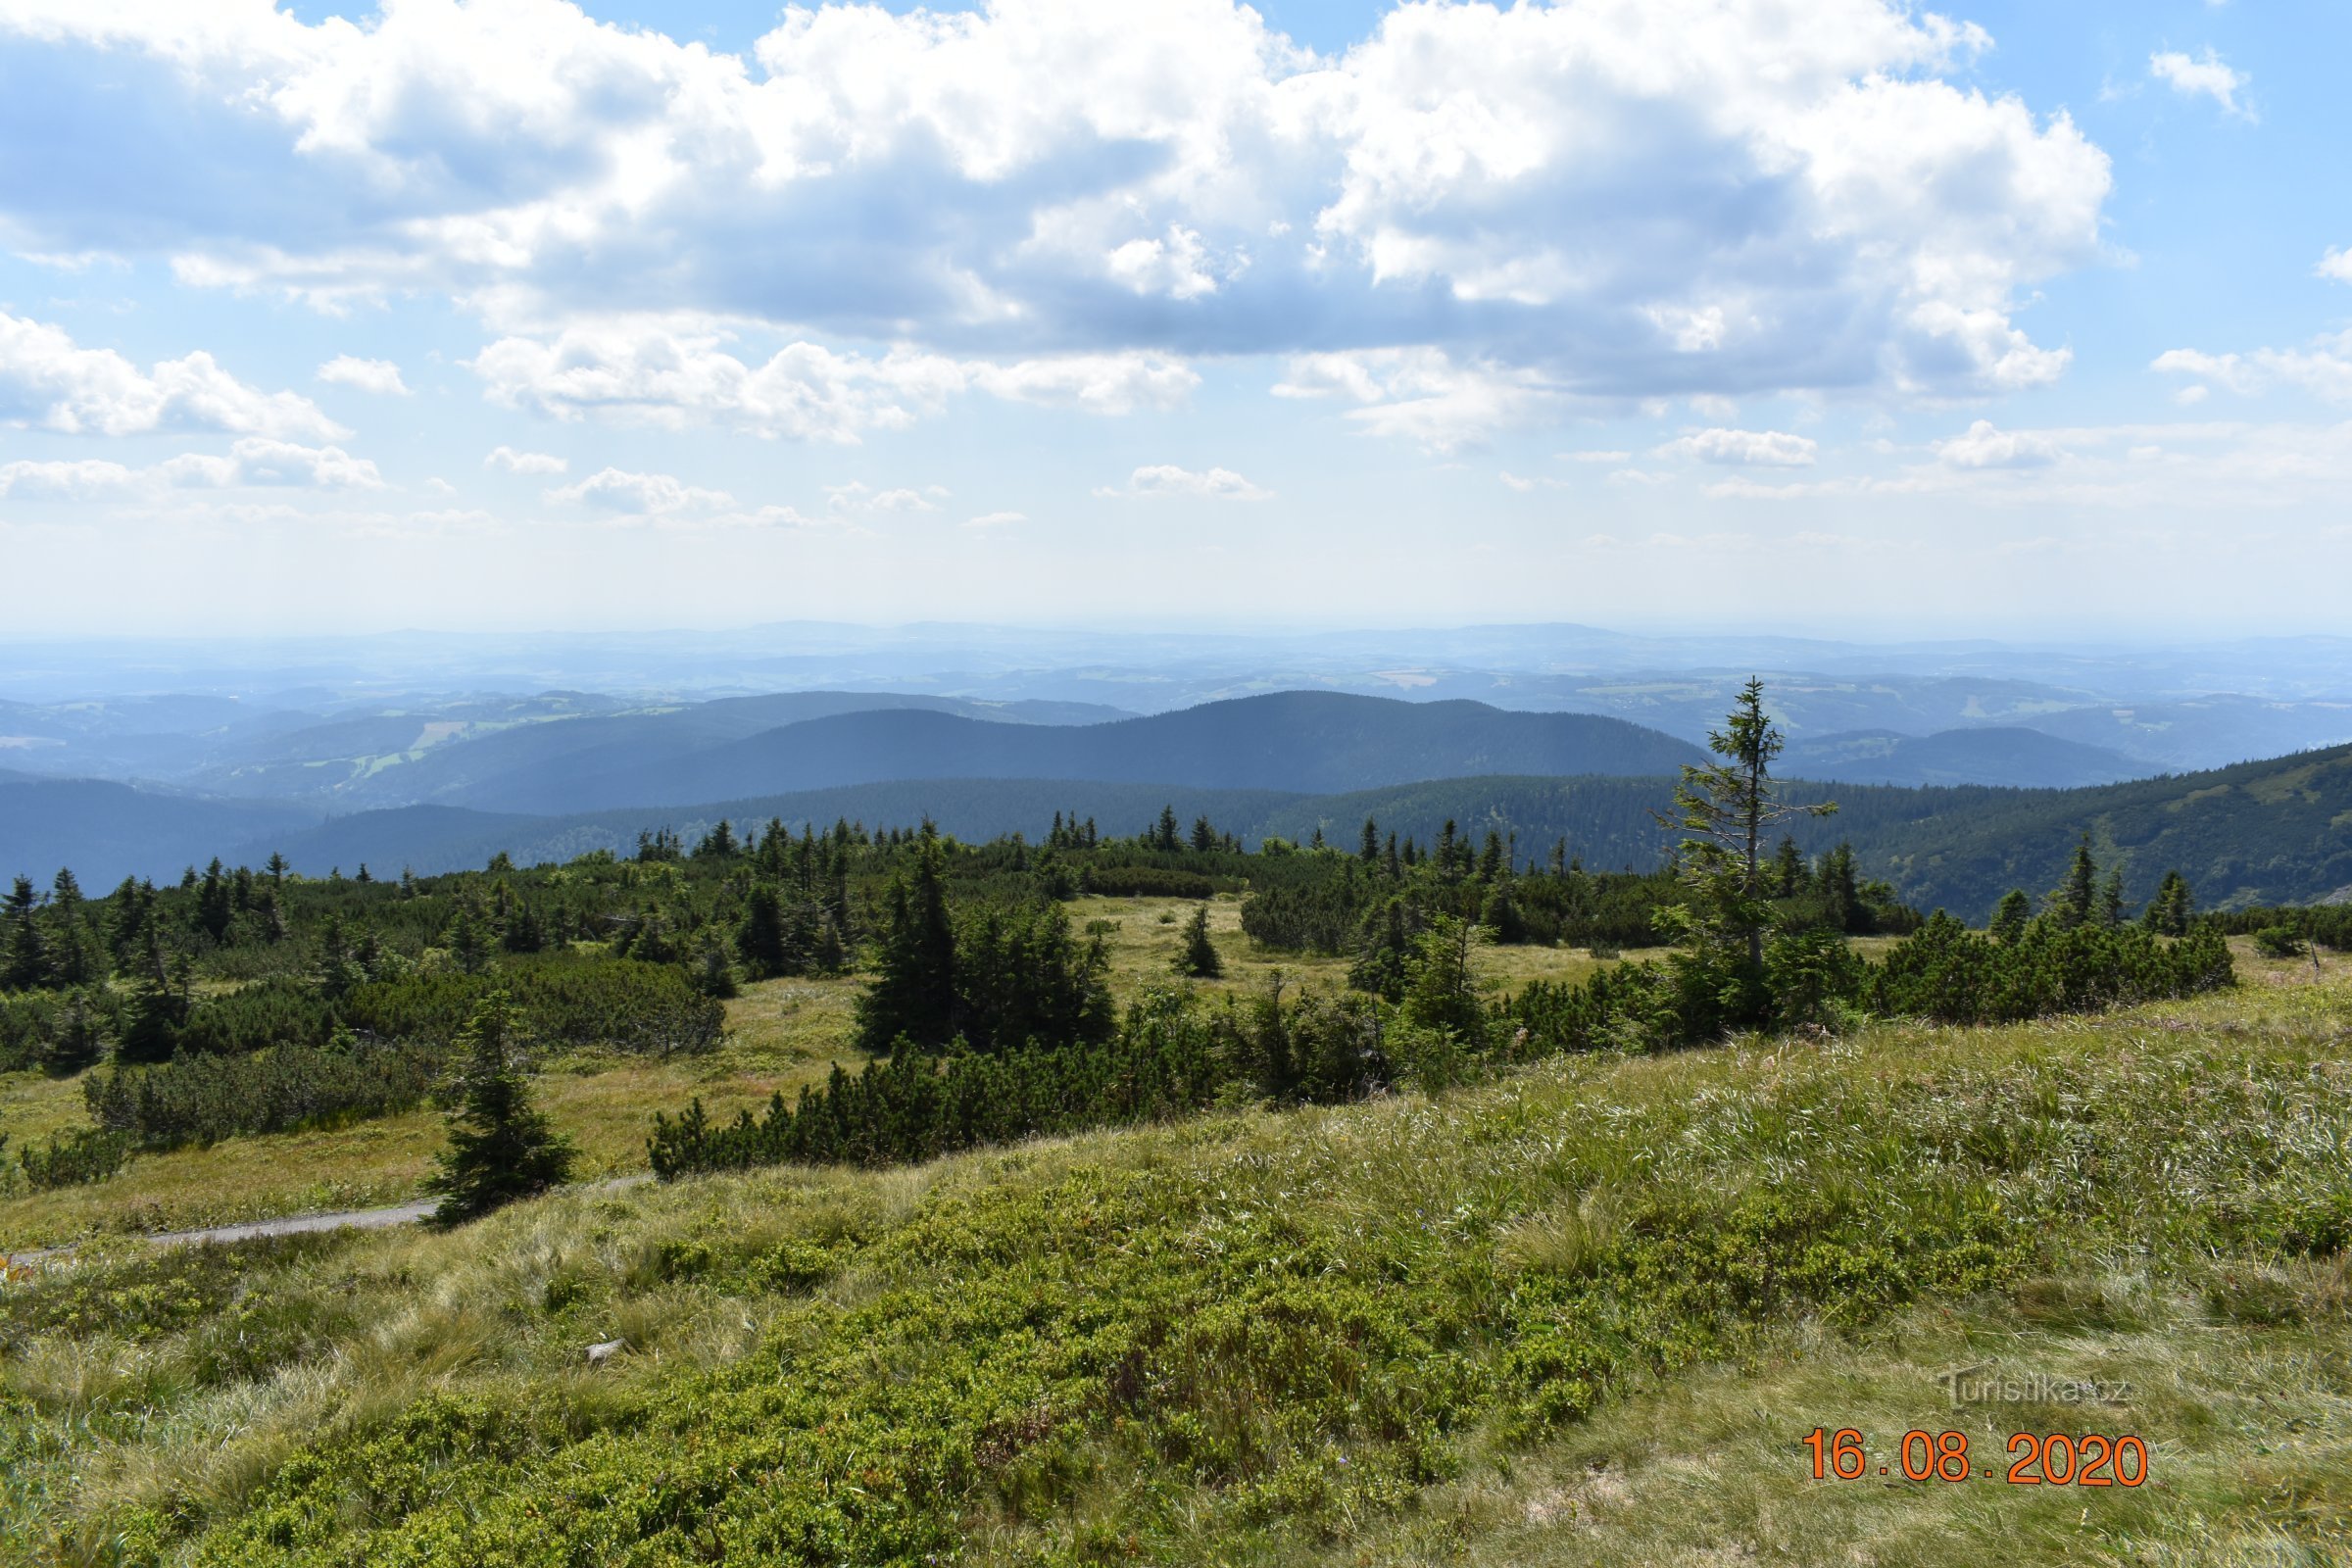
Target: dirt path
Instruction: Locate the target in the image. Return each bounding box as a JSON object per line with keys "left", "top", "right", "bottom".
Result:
{"left": 4, "top": 1176, "right": 651, "bottom": 1267}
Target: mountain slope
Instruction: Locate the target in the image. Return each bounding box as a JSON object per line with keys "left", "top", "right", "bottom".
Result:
{"left": 0, "top": 779, "right": 321, "bottom": 886}
{"left": 190, "top": 690, "right": 1136, "bottom": 808}
{"left": 1784, "top": 726, "right": 2139, "bottom": 789}
{"left": 533, "top": 692, "right": 1706, "bottom": 812}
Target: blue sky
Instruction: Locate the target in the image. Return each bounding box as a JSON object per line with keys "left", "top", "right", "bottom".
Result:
{"left": 0, "top": 0, "right": 2345, "bottom": 637}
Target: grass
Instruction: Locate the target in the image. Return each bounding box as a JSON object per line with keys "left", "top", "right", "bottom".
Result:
{"left": 0, "top": 977, "right": 861, "bottom": 1250}
{"left": 0, "top": 901, "right": 1624, "bottom": 1249}
{"left": 0, "top": 942, "right": 2343, "bottom": 1564}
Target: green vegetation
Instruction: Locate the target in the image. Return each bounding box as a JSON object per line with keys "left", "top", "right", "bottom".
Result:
{"left": 2, "top": 953, "right": 2346, "bottom": 1564}
{"left": 3, "top": 682, "right": 2346, "bottom": 1564}
{"left": 424, "top": 995, "right": 576, "bottom": 1225}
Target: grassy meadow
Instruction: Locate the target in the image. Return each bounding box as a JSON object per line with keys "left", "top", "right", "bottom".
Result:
{"left": 0, "top": 897, "right": 1662, "bottom": 1249}
{"left": 0, "top": 936, "right": 2345, "bottom": 1564}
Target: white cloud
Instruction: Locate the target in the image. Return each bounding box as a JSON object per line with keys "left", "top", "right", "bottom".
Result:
{"left": 220, "top": 438, "right": 383, "bottom": 489}
{"left": 316, "top": 355, "right": 411, "bottom": 396}
{"left": 0, "top": 458, "right": 139, "bottom": 500}
{"left": 1096, "top": 465, "right": 1271, "bottom": 501}
{"left": 825, "top": 481, "right": 943, "bottom": 514}
{"left": 468, "top": 318, "right": 1194, "bottom": 442}
{"left": 2153, "top": 332, "right": 2352, "bottom": 402}
{"left": 2150, "top": 49, "right": 2252, "bottom": 120}
{"left": 0, "top": 438, "right": 380, "bottom": 497}
{"left": 964, "top": 510, "right": 1025, "bottom": 529}
{"left": 0, "top": 311, "right": 346, "bottom": 440}
{"left": 0, "top": 0, "right": 2110, "bottom": 405}
{"left": 1936, "top": 419, "right": 2064, "bottom": 469}
{"left": 545, "top": 466, "right": 733, "bottom": 515}
{"left": 2318, "top": 248, "right": 2352, "bottom": 285}
{"left": 1558, "top": 449, "right": 1632, "bottom": 464}
{"left": 484, "top": 445, "right": 567, "bottom": 475}
{"left": 1274, "top": 349, "right": 1556, "bottom": 452}
{"left": 1656, "top": 428, "right": 1819, "bottom": 467}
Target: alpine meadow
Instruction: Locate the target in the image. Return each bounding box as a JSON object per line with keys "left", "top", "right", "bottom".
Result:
{"left": 5, "top": 2, "right": 2352, "bottom": 1566}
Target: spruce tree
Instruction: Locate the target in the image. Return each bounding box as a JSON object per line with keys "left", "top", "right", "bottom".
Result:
{"left": 854, "top": 827, "right": 957, "bottom": 1052}
{"left": 1772, "top": 835, "right": 1806, "bottom": 898}
{"left": 1174, "top": 904, "right": 1223, "bottom": 978}
{"left": 737, "top": 884, "right": 791, "bottom": 978}
{"left": 2053, "top": 836, "right": 2097, "bottom": 929}
{"left": 2097, "top": 868, "right": 2127, "bottom": 928}
{"left": 1990, "top": 889, "right": 2032, "bottom": 944}
{"left": 426, "top": 994, "right": 575, "bottom": 1224}
{"left": 4, "top": 874, "right": 50, "bottom": 991}
{"left": 1360, "top": 817, "right": 1380, "bottom": 864}
{"left": 1655, "top": 679, "right": 1835, "bottom": 995}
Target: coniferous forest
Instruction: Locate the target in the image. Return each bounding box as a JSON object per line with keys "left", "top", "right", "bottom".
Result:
{"left": 0, "top": 687, "right": 2277, "bottom": 1203}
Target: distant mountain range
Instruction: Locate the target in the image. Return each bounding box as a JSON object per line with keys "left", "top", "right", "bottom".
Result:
{"left": 5, "top": 686, "right": 2350, "bottom": 916}
{"left": 1782, "top": 727, "right": 2141, "bottom": 789}
{"left": 502, "top": 693, "right": 1705, "bottom": 813}
{"left": 201, "top": 738, "right": 2352, "bottom": 921}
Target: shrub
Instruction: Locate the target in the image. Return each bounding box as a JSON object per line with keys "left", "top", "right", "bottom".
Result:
{"left": 174, "top": 977, "right": 337, "bottom": 1056}
{"left": 2253, "top": 925, "right": 2307, "bottom": 959}
{"left": 343, "top": 956, "right": 723, "bottom": 1057}
{"left": 1082, "top": 866, "right": 1223, "bottom": 900}
{"left": 18, "top": 1126, "right": 132, "bottom": 1190}
{"left": 84, "top": 1034, "right": 445, "bottom": 1150}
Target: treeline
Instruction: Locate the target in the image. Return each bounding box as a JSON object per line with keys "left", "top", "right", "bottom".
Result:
{"left": 647, "top": 702, "right": 2247, "bottom": 1185}
{"left": 650, "top": 897, "right": 2238, "bottom": 1180}
{"left": 1239, "top": 814, "right": 1918, "bottom": 963}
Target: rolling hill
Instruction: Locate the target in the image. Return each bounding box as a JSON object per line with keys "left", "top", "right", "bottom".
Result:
{"left": 518, "top": 692, "right": 1708, "bottom": 813}
{"left": 1783, "top": 726, "right": 2139, "bottom": 789}
{"left": 204, "top": 740, "right": 2352, "bottom": 920}
{"left": 0, "top": 779, "right": 321, "bottom": 888}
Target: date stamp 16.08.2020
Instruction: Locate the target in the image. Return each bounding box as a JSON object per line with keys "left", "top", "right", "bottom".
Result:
{"left": 1801, "top": 1427, "right": 2149, "bottom": 1487}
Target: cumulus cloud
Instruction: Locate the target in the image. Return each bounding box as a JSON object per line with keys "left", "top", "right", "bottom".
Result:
{"left": 964, "top": 510, "right": 1025, "bottom": 529}
{"left": 1095, "top": 465, "right": 1271, "bottom": 501}
{"left": 0, "top": 311, "right": 346, "bottom": 440}
{"left": 0, "top": 438, "right": 380, "bottom": 497}
{"left": 826, "top": 481, "right": 946, "bottom": 514}
{"left": 2150, "top": 49, "right": 2252, "bottom": 120}
{"left": 316, "top": 355, "right": 410, "bottom": 396}
{"left": 2153, "top": 332, "right": 2352, "bottom": 402}
{"left": 545, "top": 466, "right": 733, "bottom": 515}
{"left": 468, "top": 318, "right": 1194, "bottom": 442}
{"left": 1274, "top": 349, "right": 1555, "bottom": 451}
{"left": 1936, "top": 419, "right": 2064, "bottom": 468}
{"left": 483, "top": 445, "right": 567, "bottom": 475}
{"left": 2319, "top": 248, "right": 2352, "bottom": 285}
{"left": 211, "top": 437, "right": 385, "bottom": 489}
{"left": 1656, "top": 428, "right": 1819, "bottom": 466}
{"left": 0, "top": 0, "right": 2111, "bottom": 407}
{"left": 0, "top": 457, "right": 139, "bottom": 499}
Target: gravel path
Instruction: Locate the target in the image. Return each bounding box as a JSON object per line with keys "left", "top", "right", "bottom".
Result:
{"left": 4, "top": 1176, "right": 650, "bottom": 1267}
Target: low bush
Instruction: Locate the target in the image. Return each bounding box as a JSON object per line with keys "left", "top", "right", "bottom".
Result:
{"left": 342, "top": 955, "right": 723, "bottom": 1057}
{"left": 18, "top": 1126, "right": 132, "bottom": 1190}
{"left": 84, "top": 1035, "right": 445, "bottom": 1151}
{"left": 2252, "top": 924, "right": 2307, "bottom": 959}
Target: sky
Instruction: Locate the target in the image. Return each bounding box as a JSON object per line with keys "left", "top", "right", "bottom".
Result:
{"left": 0, "top": 0, "right": 2346, "bottom": 638}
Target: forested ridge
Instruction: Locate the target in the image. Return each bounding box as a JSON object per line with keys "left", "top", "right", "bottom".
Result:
{"left": 8, "top": 687, "right": 2317, "bottom": 1200}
